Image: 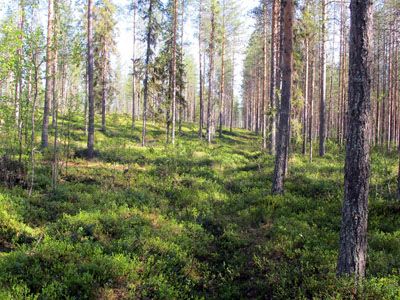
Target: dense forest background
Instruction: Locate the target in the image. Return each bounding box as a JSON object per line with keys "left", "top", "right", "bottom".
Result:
{"left": 0, "top": 0, "right": 399, "bottom": 299}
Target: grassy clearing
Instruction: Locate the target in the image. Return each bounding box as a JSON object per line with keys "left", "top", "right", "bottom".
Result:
{"left": 0, "top": 114, "right": 399, "bottom": 299}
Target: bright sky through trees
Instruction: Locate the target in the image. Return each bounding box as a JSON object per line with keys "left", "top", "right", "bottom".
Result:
{"left": 0, "top": 0, "right": 399, "bottom": 297}
{"left": 0, "top": 0, "right": 257, "bottom": 104}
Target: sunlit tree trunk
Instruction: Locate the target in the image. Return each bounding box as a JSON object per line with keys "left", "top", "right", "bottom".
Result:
{"left": 16, "top": 0, "right": 24, "bottom": 163}
{"left": 142, "top": 0, "right": 154, "bottom": 147}
{"left": 302, "top": 38, "right": 309, "bottom": 155}
{"left": 29, "top": 47, "right": 40, "bottom": 196}
{"left": 272, "top": 0, "right": 293, "bottom": 195}
{"left": 230, "top": 45, "right": 235, "bottom": 133}
{"left": 101, "top": 46, "right": 107, "bottom": 132}
{"left": 87, "top": 0, "right": 95, "bottom": 158}
{"left": 207, "top": 0, "right": 216, "bottom": 144}
{"left": 198, "top": 0, "right": 203, "bottom": 139}
{"left": 178, "top": 0, "right": 185, "bottom": 135}
{"left": 262, "top": 2, "right": 268, "bottom": 149}
{"left": 269, "top": 0, "right": 279, "bottom": 155}
{"left": 132, "top": 0, "right": 137, "bottom": 129}
{"left": 319, "top": 0, "right": 327, "bottom": 157}
{"left": 309, "top": 53, "right": 315, "bottom": 162}
{"left": 219, "top": 0, "right": 226, "bottom": 138}
{"left": 171, "top": 0, "right": 178, "bottom": 144}
{"left": 51, "top": 48, "right": 59, "bottom": 189}
{"left": 41, "top": 0, "right": 55, "bottom": 148}
{"left": 337, "top": 0, "right": 372, "bottom": 279}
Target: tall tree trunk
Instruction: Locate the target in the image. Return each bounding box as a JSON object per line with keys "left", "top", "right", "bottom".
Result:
{"left": 51, "top": 49, "right": 59, "bottom": 190}
{"left": 207, "top": 0, "right": 216, "bottom": 144}
{"left": 387, "top": 27, "right": 392, "bottom": 151}
{"left": 256, "top": 71, "right": 260, "bottom": 135}
{"left": 375, "top": 48, "right": 380, "bottom": 146}
{"left": 16, "top": 0, "right": 24, "bottom": 163}
{"left": 101, "top": 48, "right": 107, "bottom": 132}
{"left": 230, "top": 45, "right": 235, "bottom": 133}
{"left": 319, "top": 0, "right": 327, "bottom": 156}
{"left": 395, "top": 36, "right": 399, "bottom": 195}
{"left": 337, "top": 0, "right": 372, "bottom": 279}
{"left": 337, "top": 0, "right": 344, "bottom": 145}
{"left": 84, "top": 70, "right": 89, "bottom": 134}
{"left": 394, "top": 36, "right": 398, "bottom": 149}
{"left": 198, "top": 0, "right": 203, "bottom": 139}
{"left": 142, "top": 0, "right": 154, "bottom": 147}
{"left": 382, "top": 35, "right": 387, "bottom": 147}
{"left": 132, "top": 0, "right": 137, "bottom": 129}
{"left": 272, "top": 0, "right": 293, "bottom": 195}
{"left": 178, "top": 0, "right": 185, "bottom": 135}
{"left": 269, "top": 0, "right": 279, "bottom": 155}
{"left": 192, "top": 85, "right": 196, "bottom": 123}
{"left": 41, "top": 0, "right": 55, "bottom": 148}
{"left": 166, "top": 77, "right": 171, "bottom": 143}
{"left": 29, "top": 49, "right": 39, "bottom": 196}
{"left": 87, "top": 0, "right": 95, "bottom": 158}
{"left": 171, "top": 0, "right": 178, "bottom": 144}
{"left": 219, "top": 0, "right": 225, "bottom": 138}
{"left": 302, "top": 38, "right": 309, "bottom": 155}
{"left": 308, "top": 50, "right": 315, "bottom": 162}
{"left": 327, "top": 68, "right": 333, "bottom": 139}
{"left": 341, "top": 24, "right": 348, "bottom": 145}
{"left": 262, "top": 3, "right": 268, "bottom": 149}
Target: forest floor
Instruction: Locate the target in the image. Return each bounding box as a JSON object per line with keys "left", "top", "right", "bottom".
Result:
{"left": 1, "top": 114, "right": 400, "bottom": 299}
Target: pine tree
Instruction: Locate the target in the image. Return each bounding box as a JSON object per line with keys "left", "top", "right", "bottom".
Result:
{"left": 337, "top": 0, "right": 372, "bottom": 279}
{"left": 271, "top": 0, "right": 294, "bottom": 195}
{"left": 139, "top": 0, "right": 163, "bottom": 146}
{"left": 87, "top": 0, "right": 95, "bottom": 158}
{"left": 41, "top": 0, "right": 56, "bottom": 148}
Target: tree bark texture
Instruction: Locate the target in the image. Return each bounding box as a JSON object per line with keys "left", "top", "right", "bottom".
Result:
{"left": 337, "top": 0, "right": 372, "bottom": 279}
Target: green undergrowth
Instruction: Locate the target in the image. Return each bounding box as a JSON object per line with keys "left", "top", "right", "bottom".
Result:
{"left": 0, "top": 114, "right": 399, "bottom": 299}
